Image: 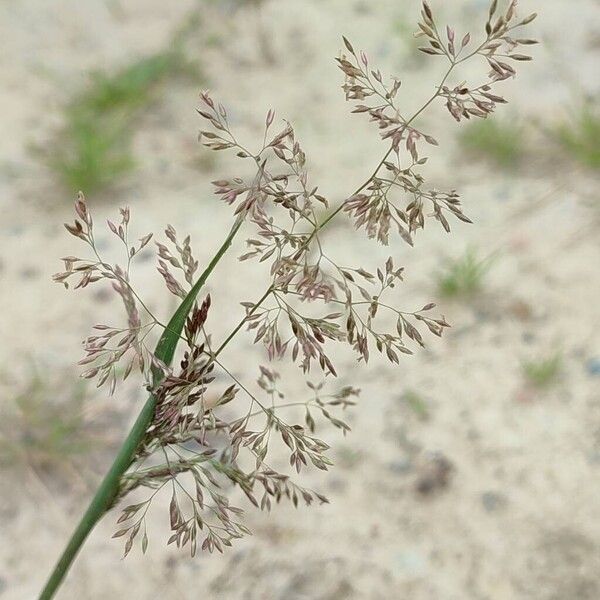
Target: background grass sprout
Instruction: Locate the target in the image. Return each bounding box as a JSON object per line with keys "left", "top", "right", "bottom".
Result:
{"left": 552, "top": 100, "right": 600, "bottom": 171}
{"left": 522, "top": 351, "right": 563, "bottom": 389}
{"left": 437, "top": 248, "right": 495, "bottom": 299}
{"left": 459, "top": 117, "right": 524, "bottom": 168}
{"left": 46, "top": 20, "right": 202, "bottom": 194}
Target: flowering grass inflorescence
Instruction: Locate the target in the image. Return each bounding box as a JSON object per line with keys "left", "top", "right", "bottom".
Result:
{"left": 42, "top": 2, "right": 536, "bottom": 597}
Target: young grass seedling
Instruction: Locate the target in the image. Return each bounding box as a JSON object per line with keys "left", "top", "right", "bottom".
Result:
{"left": 47, "top": 25, "right": 201, "bottom": 194}
{"left": 552, "top": 100, "right": 600, "bottom": 171}
{"left": 0, "top": 365, "right": 95, "bottom": 482}
{"left": 459, "top": 117, "right": 524, "bottom": 168}
{"left": 522, "top": 351, "right": 563, "bottom": 389}
{"left": 437, "top": 248, "right": 495, "bottom": 299}
{"left": 40, "top": 2, "right": 537, "bottom": 597}
{"left": 401, "top": 389, "right": 430, "bottom": 421}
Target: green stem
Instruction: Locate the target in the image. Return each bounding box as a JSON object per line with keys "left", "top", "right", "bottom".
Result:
{"left": 38, "top": 216, "right": 244, "bottom": 600}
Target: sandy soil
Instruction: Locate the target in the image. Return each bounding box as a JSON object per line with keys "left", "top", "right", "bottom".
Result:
{"left": 1, "top": 1, "right": 600, "bottom": 598}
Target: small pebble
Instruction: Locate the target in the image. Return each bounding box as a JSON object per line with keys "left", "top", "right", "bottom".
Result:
{"left": 415, "top": 453, "right": 453, "bottom": 497}
{"left": 510, "top": 299, "right": 533, "bottom": 321}
{"left": 481, "top": 491, "right": 508, "bottom": 512}
{"left": 19, "top": 266, "right": 39, "bottom": 279}
{"left": 586, "top": 451, "right": 600, "bottom": 465}
{"left": 585, "top": 357, "right": 600, "bottom": 376}
{"left": 328, "top": 476, "right": 347, "bottom": 492}
{"left": 522, "top": 332, "right": 536, "bottom": 344}
{"left": 388, "top": 459, "right": 412, "bottom": 475}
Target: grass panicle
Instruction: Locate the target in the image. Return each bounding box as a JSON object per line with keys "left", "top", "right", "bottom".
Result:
{"left": 40, "top": 2, "right": 537, "bottom": 597}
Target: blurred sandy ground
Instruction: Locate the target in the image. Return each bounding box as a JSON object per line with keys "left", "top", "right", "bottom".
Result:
{"left": 1, "top": 0, "right": 600, "bottom": 598}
